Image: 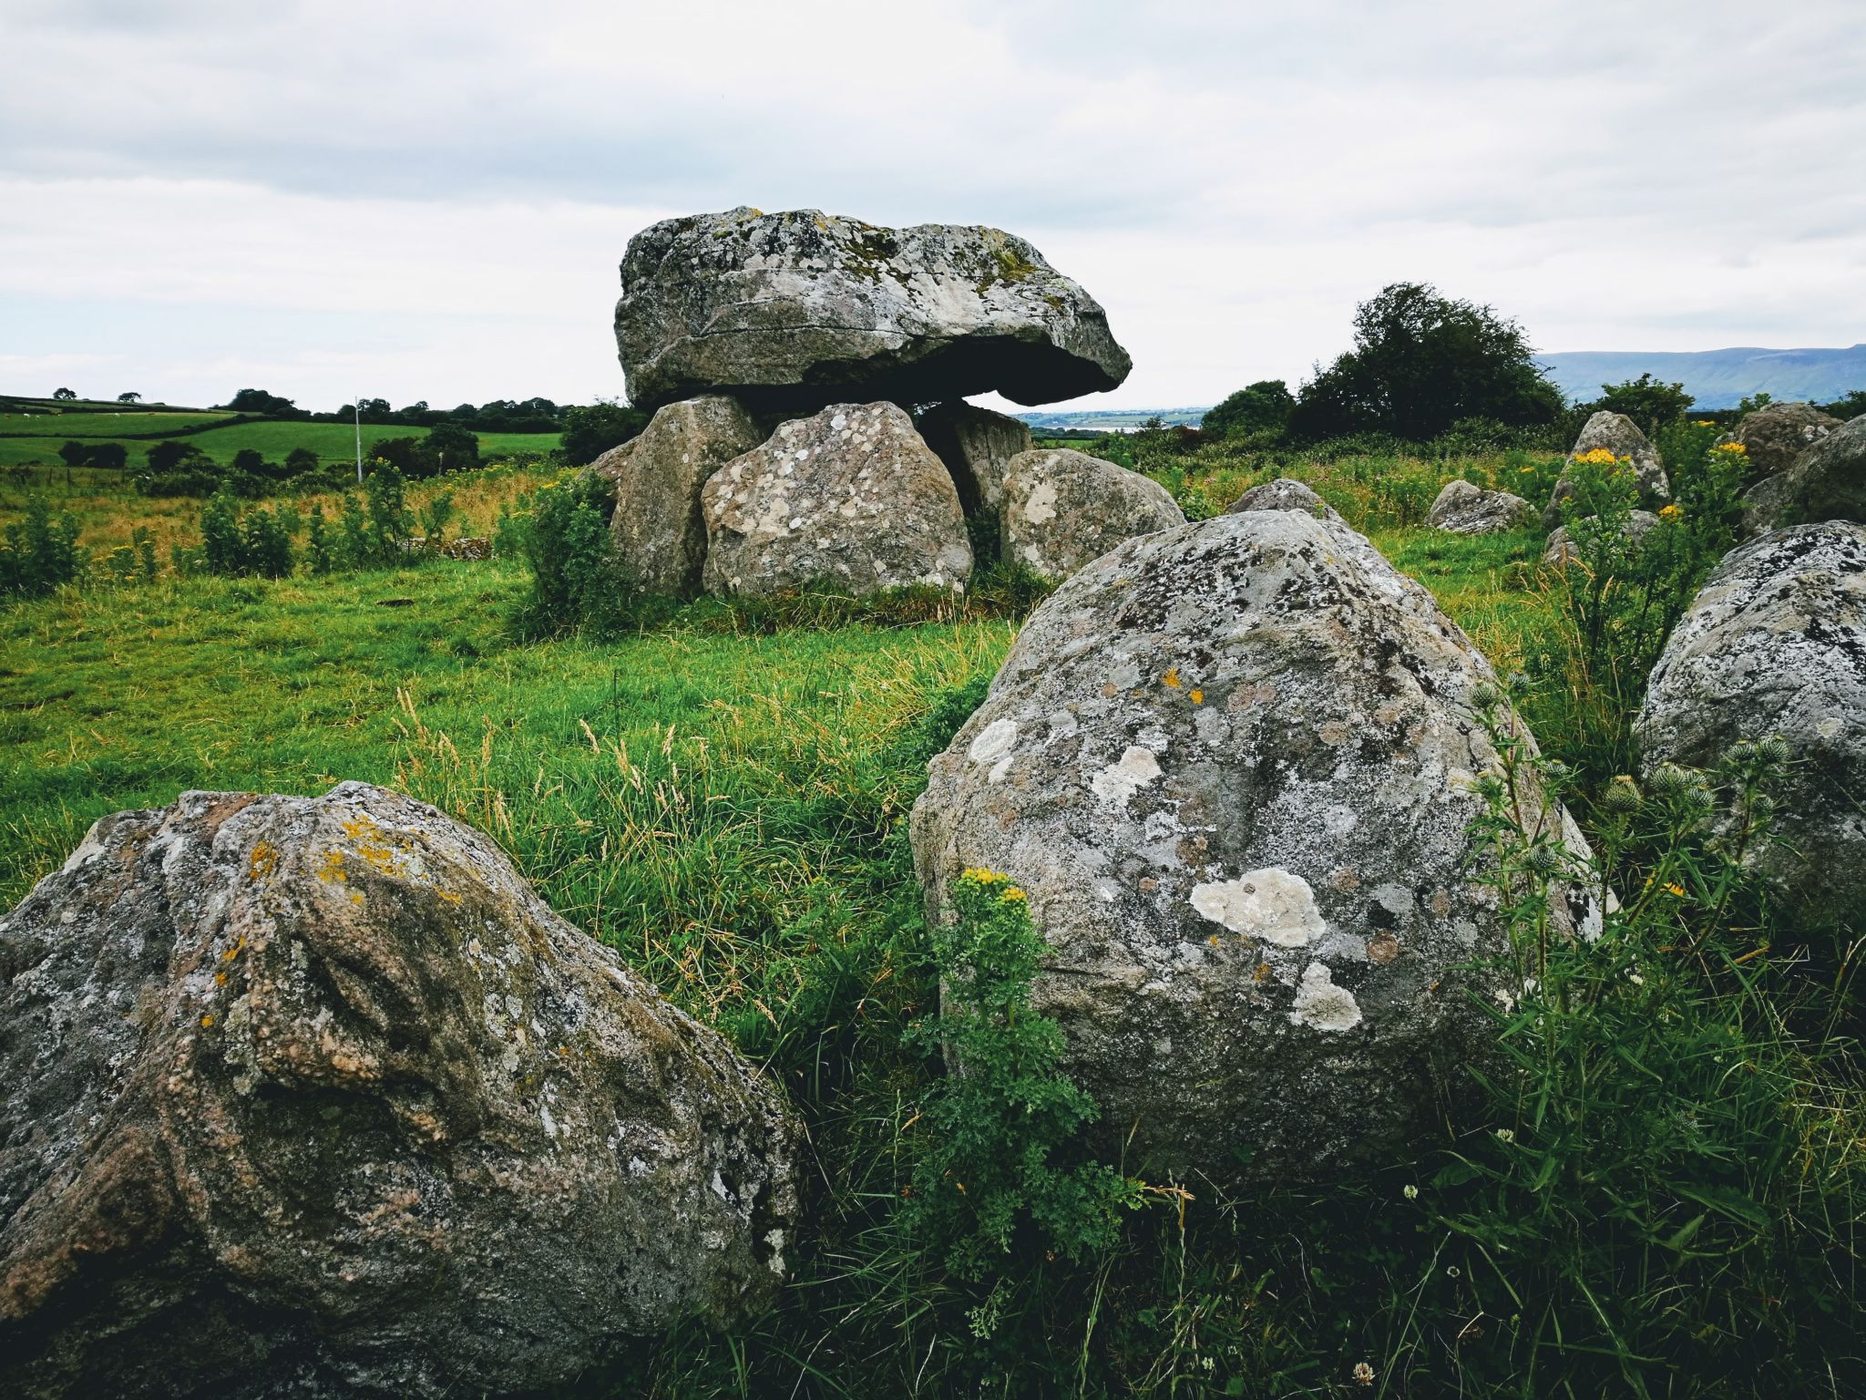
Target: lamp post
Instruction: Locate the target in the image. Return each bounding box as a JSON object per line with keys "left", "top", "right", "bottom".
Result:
{"left": 354, "top": 397, "right": 364, "bottom": 484}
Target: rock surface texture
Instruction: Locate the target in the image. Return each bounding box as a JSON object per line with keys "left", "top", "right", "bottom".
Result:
{"left": 1740, "top": 412, "right": 1866, "bottom": 536}
{"left": 1635, "top": 524, "right": 1866, "bottom": 927}
{"left": 1427, "top": 479, "right": 1536, "bottom": 534}
{"left": 1728, "top": 402, "right": 1841, "bottom": 478}
{"left": 593, "top": 394, "right": 768, "bottom": 595}
{"left": 910, "top": 511, "right": 1598, "bottom": 1185}
{"left": 616, "top": 208, "right": 1132, "bottom": 413}
{"left": 1545, "top": 411, "right": 1672, "bottom": 530}
{"left": 1000, "top": 448, "right": 1185, "bottom": 582}
{"left": 700, "top": 401, "right": 972, "bottom": 597}
{"left": 1224, "top": 477, "right": 1345, "bottom": 525}
{"left": 0, "top": 783, "right": 801, "bottom": 1399}
{"left": 915, "top": 400, "right": 1033, "bottom": 518}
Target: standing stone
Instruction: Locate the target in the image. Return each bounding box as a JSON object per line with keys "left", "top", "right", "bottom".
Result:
{"left": 1224, "top": 477, "right": 1345, "bottom": 525}
{"left": 1000, "top": 448, "right": 1185, "bottom": 582}
{"left": 910, "top": 511, "right": 1600, "bottom": 1187}
{"left": 1740, "top": 413, "right": 1866, "bottom": 535}
{"left": 1635, "top": 524, "right": 1866, "bottom": 927}
{"left": 592, "top": 394, "right": 766, "bottom": 596}
{"left": 0, "top": 783, "right": 801, "bottom": 1399}
{"left": 915, "top": 400, "right": 1033, "bottom": 518}
{"left": 616, "top": 208, "right": 1132, "bottom": 413}
{"left": 1427, "top": 479, "right": 1536, "bottom": 534}
{"left": 1726, "top": 401, "right": 1841, "bottom": 478}
{"left": 700, "top": 402, "right": 972, "bottom": 598}
{"left": 1544, "top": 411, "right": 1671, "bottom": 530}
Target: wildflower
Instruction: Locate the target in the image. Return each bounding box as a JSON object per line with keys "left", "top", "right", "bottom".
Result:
{"left": 1695, "top": 419, "right": 1717, "bottom": 426}
{"left": 1494, "top": 1127, "right": 1515, "bottom": 1144}
{"left": 1665, "top": 882, "right": 1686, "bottom": 897}
{"left": 1757, "top": 734, "right": 1791, "bottom": 765}
{"left": 1601, "top": 775, "right": 1641, "bottom": 813}
{"left": 1001, "top": 886, "right": 1027, "bottom": 903}
{"left": 1403, "top": 1183, "right": 1420, "bottom": 1200}
{"left": 1658, "top": 503, "right": 1683, "bottom": 520}
{"left": 960, "top": 867, "right": 1009, "bottom": 885}
{"left": 1715, "top": 441, "right": 1748, "bottom": 455}
{"left": 1352, "top": 1361, "right": 1376, "bottom": 1387}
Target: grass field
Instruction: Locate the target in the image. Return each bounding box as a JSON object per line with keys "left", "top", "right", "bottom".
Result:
{"left": 0, "top": 409, "right": 237, "bottom": 437}
{"left": 2, "top": 445, "right": 1857, "bottom": 1396}
{"left": 0, "top": 415, "right": 561, "bottom": 468}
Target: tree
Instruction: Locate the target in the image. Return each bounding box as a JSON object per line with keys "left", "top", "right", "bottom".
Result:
{"left": 57, "top": 441, "right": 89, "bottom": 468}
{"left": 117, "top": 392, "right": 142, "bottom": 404}
{"left": 218, "top": 388, "right": 306, "bottom": 418}
{"left": 560, "top": 401, "right": 649, "bottom": 466}
{"left": 51, "top": 387, "right": 76, "bottom": 401}
{"left": 1201, "top": 380, "right": 1295, "bottom": 438}
{"left": 1821, "top": 388, "right": 1866, "bottom": 419}
{"left": 1591, "top": 373, "right": 1692, "bottom": 435}
{"left": 283, "top": 447, "right": 321, "bottom": 477}
{"left": 367, "top": 437, "right": 427, "bottom": 479}
{"left": 1287, "top": 283, "right": 1564, "bottom": 442}
{"left": 424, "top": 420, "right": 480, "bottom": 474}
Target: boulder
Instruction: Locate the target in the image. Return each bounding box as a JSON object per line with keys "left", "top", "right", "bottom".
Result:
{"left": 1427, "top": 479, "right": 1536, "bottom": 534}
{"left": 1635, "top": 524, "right": 1866, "bottom": 928}
{"left": 616, "top": 208, "right": 1132, "bottom": 413}
{"left": 1726, "top": 401, "right": 1841, "bottom": 478}
{"left": 1542, "top": 510, "right": 1661, "bottom": 567}
{"left": 1739, "top": 412, "right": 1866, "bottom": 536}
{"left": 0, "top": 784, "right": 801, "bottom": 1399}
{"left": 592, "top": 394, "right": 767, "bottom": 596}
{"left": 1544, "top": 411, "right": 1671, "bottom": 530}
{"left": 915, "top": 400, "right": 1032, "bottom": 519}
{"left": 1223, "top": 476, "right": 1344, "bottom": 525}
{"left": 1000, "top": 448, "right": 1185, "bottom": 582}
{"left": 700, "top": 402, "right": 972, "bottom": 598}
{"left": 910, "top": 511, "right": 1599, "bottom": 1186}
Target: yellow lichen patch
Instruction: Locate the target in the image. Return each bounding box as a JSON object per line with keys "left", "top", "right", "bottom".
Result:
{"left": 342, "top": 815, "right": 408, "bottom": 878}
{"left": 1189, "top": 689, "right": 1205, "bottom": 705}
{"left": 215, "top": 971, "right": 228, "bottom": 987}
{"left": 433, "top": 887, "right": 463, "bottom": 906}
{"left": 1161, "top": 667, "right": 1182, "bottom": 689}
{"left": 319, "top": 849, "right": 348, "bottom": 883}
{"left": 200, "top": 1013, "right": 215, "bottom": 1029}
{"left": 248, "top": 840, "right": 278, "bottom": 880}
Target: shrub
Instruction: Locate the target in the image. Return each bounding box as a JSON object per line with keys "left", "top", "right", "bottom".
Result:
{"left": 197, "top": 486, "right": 296, "bottom": 578}
{"left": 510, "top": 471, "right": 634, "bottom": 637}
{"left": 0, "top": 497, "right": 82, "bottom": 599}
{"left": 560, "top": 401, "right": 650, "bottom": 465}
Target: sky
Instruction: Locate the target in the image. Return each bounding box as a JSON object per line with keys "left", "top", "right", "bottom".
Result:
{"left": 2, "top": 0, "right": 1863, "bottom": 413}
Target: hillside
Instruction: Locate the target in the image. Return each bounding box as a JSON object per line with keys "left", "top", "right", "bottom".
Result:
{"left": 1539, "top": 345, "right": 1866, "bottom": 409}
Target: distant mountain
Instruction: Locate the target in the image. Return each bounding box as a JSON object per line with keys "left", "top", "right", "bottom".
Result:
{"left": 1539, "top": 346, "right": 1866, "bottom": 411}
{"left": 1013, "top": 407, "right": 1208, "bottom": 433}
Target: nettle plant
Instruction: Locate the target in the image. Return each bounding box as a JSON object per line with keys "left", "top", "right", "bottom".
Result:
{"left": 1428, "top": 695, "right": 1864, "bottom": 1394}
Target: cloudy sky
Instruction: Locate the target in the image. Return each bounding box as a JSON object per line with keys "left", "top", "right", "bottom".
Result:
{"left": 3, "top": 0, "right": 1862, "bottom": 412}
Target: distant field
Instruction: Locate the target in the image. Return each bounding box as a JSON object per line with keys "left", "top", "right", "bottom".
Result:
{"left": 0, "top": 415, "right": 560, "bottom": 467}
{"left": 0, "top": 410, "right": 237, "bottom": 438}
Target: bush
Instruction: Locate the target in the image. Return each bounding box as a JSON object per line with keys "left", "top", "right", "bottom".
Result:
{"left": 134, "top": 442, "right": 224, "bottom": 497}
{"left": 559, "top": 401, "right": 649, "bottom": 466}
{"left": 196, "top": 487, "right": 296, "bottom": 578}
{"left": 510, "top": 471, "right": 635, "bottom": 637}
{"left": 0, "top": 497, "right": 82, "bottom": 599}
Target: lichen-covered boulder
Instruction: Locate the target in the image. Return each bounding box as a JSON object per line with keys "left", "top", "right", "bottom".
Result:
{"left": 1000, "top": 448, "right": 1185, "bottom": 582}
{"left": 0, "top": 784, "right": 801, "bottom": 1399}
{"left": 1726, "top": 401, "right": 1841, "bottom": 478}
{"left": 700, "top": 401, "right": 972, "bottom": 598}
{"left": 910, "top": 511, "right": 1599, "bottom": 1186}
{"left": 1224, "top": 476, "right": 1344, "bottom": 525}
{"left": 616, "top": 208, "right": 1132, "bottom": 413}
{"left": 1427, "top": 479, "right": 1535, "bottom": 534}
{"left": 915, "top": 400, "right": 1032, "bottom": 518}
{"left": 1542, "top": 510, "right": 1662, "bottom": 567}
{"left": 1635, "top": 524, "right": 1866, "bottom": 927}
{"left": 592, "top": 394, "right": 767, "bottom": 596}
{"left": 1544, "top": 411, "right": 1671, "bottom": 530}
{"left": 1740, "top": 413, "right": 1866, "bottom": 536}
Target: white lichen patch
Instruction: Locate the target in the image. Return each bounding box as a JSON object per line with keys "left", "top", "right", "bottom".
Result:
{"left": 1022, "top": 480, "right": 1059, "bottom": 524}
{"left": 1089, "top": 745, "right": 1162, "bottom": 803}
{"left": 1188, "top": 867, "right": 1326, "bottom": 947}
{"left": 967, "top": 718, "right": 1018, "bottom": 764}
{"left": 1287, "top": 962, "right": 1363, "bottom": 1031}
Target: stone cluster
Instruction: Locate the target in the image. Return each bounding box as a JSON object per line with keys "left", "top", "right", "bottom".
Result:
{"left": 598, "top": 208, "right": 1175, "bottom": 599}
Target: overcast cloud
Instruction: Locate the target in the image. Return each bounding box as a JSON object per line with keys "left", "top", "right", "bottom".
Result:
{"left": 2, "top": 0, "right": 1862, "bottom": 411}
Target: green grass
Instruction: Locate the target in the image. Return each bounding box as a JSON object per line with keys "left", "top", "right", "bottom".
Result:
{"left": 0, "top": 414, "right": 559, "bottom": 467}
{"left": 3, "top": 451, "right": 1858, "bottom": 1397}
{"left": 0, "top": 409, "right": 237, "bottom": 437}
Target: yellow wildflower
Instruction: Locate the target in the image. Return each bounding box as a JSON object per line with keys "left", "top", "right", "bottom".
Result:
{"left": 1658, "top": 503, "right": 1682, "bottom": 520}
{"left": 1001, "top": 886, "right": 1027, "bottom": 903}
{"left": 1716, "top": 441, "right": 1747, "bottom": 455}
{"left": 1573, "top": 448, "right": 1623, "bottom": 466}
{"left": 960, "top": 867, "right": 1010, "bottom": 885}
{"left": 1665, "top": 882, "right": 1686, "bottom": 897}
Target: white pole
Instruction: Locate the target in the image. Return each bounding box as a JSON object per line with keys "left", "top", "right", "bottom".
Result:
{"left": 354, "top": 396, "right": 364, "bottom": 484}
